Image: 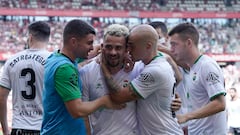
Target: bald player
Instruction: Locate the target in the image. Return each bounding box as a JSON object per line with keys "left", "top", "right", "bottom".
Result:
{"left": 100, "top": 24, "right": 183, "bottom": 135}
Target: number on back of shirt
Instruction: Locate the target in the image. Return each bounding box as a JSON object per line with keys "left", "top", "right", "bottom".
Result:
{"left": 20, "top": 68, "right": 36, "bottom": 100}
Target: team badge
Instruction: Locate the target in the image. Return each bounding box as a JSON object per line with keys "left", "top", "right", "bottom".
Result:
{"left": 122, "top": 80, "right": 129, "bottom": 88}
{"left": 193, "top": 72, "right": 197, "bottom": 81}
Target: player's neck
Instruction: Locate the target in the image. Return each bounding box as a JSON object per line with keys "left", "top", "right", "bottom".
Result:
{"left": 143, "top": 51, "right": 158, "bottom": 65}
{"left": 29, "top": 42, "right": 47, "bottom": 50}
{"left": 188, "top": 49, "right": 202, "bottom": 67}
{"left": 60, "top": 48, "right": 76, "bottom": 62}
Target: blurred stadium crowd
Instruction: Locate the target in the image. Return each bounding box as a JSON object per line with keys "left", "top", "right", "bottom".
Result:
{"left": 0, "top": 0, "right": 240, "bottom": 12}
{"left": 0, "top": 19, "right": 240, "bottom": 54}
{"left": 0, "top": 0, "right": 239, "bottom": 93}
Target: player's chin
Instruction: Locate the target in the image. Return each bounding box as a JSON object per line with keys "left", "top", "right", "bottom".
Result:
{"left": 109, "top": 61, "right": 119, "bottom": 67}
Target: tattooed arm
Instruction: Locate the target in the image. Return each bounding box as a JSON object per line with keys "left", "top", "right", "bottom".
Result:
{"left": 101, "top": 61, "right": 141, "bottom": 104}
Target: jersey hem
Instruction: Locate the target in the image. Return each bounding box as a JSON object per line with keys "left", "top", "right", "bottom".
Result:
{"left": 130, "top": 82, "right": 144, "bottom": 99}
{"left": 0, "top": 85, "right": 11, "bottom": 90}
{"left": 210, "top": 92, "right": 226, "bottom": 101}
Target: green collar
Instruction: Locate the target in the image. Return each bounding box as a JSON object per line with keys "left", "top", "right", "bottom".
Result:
{"left": 194, "top": 54, "right": 203, "bottom": 64}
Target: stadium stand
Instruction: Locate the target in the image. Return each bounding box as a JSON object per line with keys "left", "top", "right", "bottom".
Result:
{"left": 0, "top": 0, "right": 239, "bottom": 57}
{"left": 0, "top": 0, "right": 240, "bottom": 12}
{"left": 0, "top": 19, "right": 239, "bottom": 55}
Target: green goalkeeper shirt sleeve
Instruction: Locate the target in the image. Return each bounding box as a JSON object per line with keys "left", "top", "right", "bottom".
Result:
{"left": 55, "top": 63, "right": 81, "bottom": 102}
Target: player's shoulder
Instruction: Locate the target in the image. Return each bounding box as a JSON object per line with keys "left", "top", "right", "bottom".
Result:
{"left": 5, "top": 50, "right": 27, "bottom": 61}
{"left": 79, "top": 60, "right": 99, "bottom": 72}
{"left": 199, "top": 55, "right": 219, "bottom": 67}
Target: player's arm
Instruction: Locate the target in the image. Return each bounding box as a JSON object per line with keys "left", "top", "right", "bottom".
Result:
{"left": 55, "top": 64, "right": 123, "bottom": 118}
{"left": 100, "top": 60, "right": 141, "bottom": 104}
{"left": 177, "top": 94, "right": 225, "bottom": 124}
{"left": 0, "top": 86, "right": 10, "bottom": 135}
{"left": 65, "top": 96, "right": 120, "bottom": 118}
{"left": 163, "top": 53, "right": 182, "bottom": 85}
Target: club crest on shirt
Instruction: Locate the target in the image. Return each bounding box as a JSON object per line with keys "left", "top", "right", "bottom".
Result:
{"left": 122, "top": 80, "right": 129, "bottom": 88}
{"left": 137, "top": 72, "right": 155, "bottom": 84}
{"left": 193, "top": 72, "right": 197, "bottom": 81}
{"left": 206, "top": 72, "right": 220, "bottom": 85}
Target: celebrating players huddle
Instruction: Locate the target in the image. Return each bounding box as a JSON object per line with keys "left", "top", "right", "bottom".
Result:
{"left": 0, "top": 19, "right": 227, "bottom": 135}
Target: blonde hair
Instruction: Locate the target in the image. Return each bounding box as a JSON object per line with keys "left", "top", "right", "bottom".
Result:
{"left": 103, "top": 24, "right": 129, "bottom": 40}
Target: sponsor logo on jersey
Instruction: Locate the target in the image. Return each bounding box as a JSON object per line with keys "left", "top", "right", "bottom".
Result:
{"left": 137, "top": 72, "right": 154, "bottom": 84}
{"left": 96, "top": 83, "right": 103, "bottom": 89}
{"left": 206, "top": 72, "right": 220, "bottom": 85}
{"left": 69, "top": 73, "right": 78, "bottom": 87}
{"left": 193, "top": 72, "right": 197, "bottom": 81}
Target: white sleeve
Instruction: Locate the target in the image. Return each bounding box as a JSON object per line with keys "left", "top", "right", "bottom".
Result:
{"left": 0, "top": 60, "right": 11, "bottom": 89}
{"left": 131, "top": 67, "right": 162, "bottom": 99}
{"left": 201, "top": 61, "right": 226, "bottom": 100}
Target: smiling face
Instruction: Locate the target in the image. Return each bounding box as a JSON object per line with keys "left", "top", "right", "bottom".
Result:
{"left": 102, "top": 35, "right": 126, "bottom": 68}
{"left": 74, "top": 33, "right": 95, "bottom": 59}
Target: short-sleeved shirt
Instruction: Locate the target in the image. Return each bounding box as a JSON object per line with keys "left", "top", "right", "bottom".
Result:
{"left": 41, "top": 51, "right": 86, "bottom": 135}
{"left": 131, "top": 56, "right": 183, "bottom": 135}
{"left": 0, "top": 49, "right": 51, "bottom": 130}
{"left": 80, "top": 60, "right": 144, "bottom": 135}
{"left": 187, "top": 55, "right": 227, "bottom": 135}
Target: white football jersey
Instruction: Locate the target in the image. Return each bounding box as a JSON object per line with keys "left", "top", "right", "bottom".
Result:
{"left": 175, "top": 67, "right": 191, "bottom": 128}
{"left": 187, "top": 55, "right": 227, "bottom": 135}
{"left": 131, "top": 56, "right": 183, "bottom": 135}
{"left": 79, "top": 60, "right": 144, "bottom": 135}
{"left": 0, "top": 49, "right": 51, "bottom": 130}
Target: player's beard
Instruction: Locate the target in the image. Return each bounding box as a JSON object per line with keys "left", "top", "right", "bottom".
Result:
{"left": 106, "top": 57, "right": 122, "bottom": 68}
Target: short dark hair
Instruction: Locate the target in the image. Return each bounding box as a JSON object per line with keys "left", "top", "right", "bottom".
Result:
{"left": 168, "top": 22, "right": 199, "bottom": 46}
{"left": 149, "top": 21, "right": 168, "bottom": 36}
{"left": 28, "top": 21, "right": 50, "bottom": 42}
{"left": 63, "top": 19, "right": 96, "bottom": 43}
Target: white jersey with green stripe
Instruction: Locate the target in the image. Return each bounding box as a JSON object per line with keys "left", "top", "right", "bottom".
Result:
{"left": 0, "top": 49, "right": 51, "bottom": 130}
{"left": 131, "top": 56, "right": 184, "bottom": 135}
{"left": 80, "top": 60, "right": 144, "bottom": 135}
{"left": 187, "top": 55, "right": 227, "bottom": 135}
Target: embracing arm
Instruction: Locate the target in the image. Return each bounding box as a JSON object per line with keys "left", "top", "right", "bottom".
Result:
{"left": 65, "top": 95, "right": 115, "bottom": 118}
{"left": 56, "top": 64, "right": 123, "bottom": 119}
{"left": 177, "top": 94, "right": 225, "bottom": 123}
{"left": 101, "top": 62, "right": 140, "bottom": 104}
{"left": 164, "top": 54, "right": 182, "bottom": 85}
{"left": 0, "top": 87, "right": 10, "bottom": 135}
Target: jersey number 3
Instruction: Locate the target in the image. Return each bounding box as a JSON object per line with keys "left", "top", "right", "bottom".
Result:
{"left": 21, "top": 68, "right": 36, "bottom": 100}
